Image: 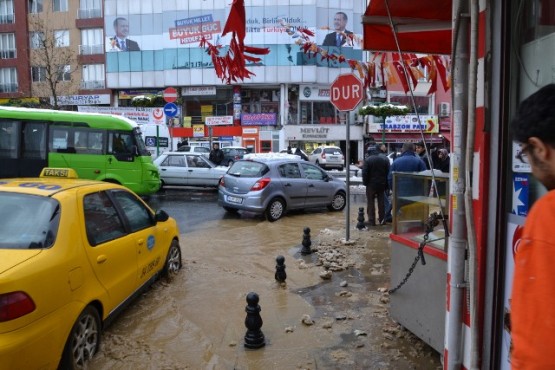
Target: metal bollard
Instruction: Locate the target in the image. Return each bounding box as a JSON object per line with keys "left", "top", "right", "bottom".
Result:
{"left": 356, "top": 207, "right": 366, "bottom": 230}
{"left": 275, "top": 255, "right": 287, "bottom": 283}
{"left": 300, "top": 227, "right": 312, "bottom": 255}
{"left": 244, "top": 292, "right": 265, "bottom": 349}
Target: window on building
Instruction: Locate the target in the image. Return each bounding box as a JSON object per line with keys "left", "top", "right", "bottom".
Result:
{"left": 30, "top": 32, "right": 45, "bottom": 49}
{"left": 389, "top": 95, "right": 431, "bottom": 115}
{"left": 28, "top": 0, "right": 43, "bottom": 13}
{"left": 0, "top": 67, "right": 17, "bottom": 92}
{"left": 80, "top": 28, "right": 103, "bottom": 55}
{"left": 0, "top": 33, "right": 16, "bottom": 59}
{"left": 79, "top": 0, "right": 101, "bottom": 18}
{"left": 52, "top": 0, "right": 68, "bottom": 12}
{"left": 0, "top": 0, "right": 14, "bottom": 24}
{"left": 300, "top": 101, "right": 340, "bottom": 124}
{"left": 54, "top": 30, "right": 69, "bottom": 47}
{"left": 81, "top": 64, "right": 104, "bottom": 89}
{"left": 57, "top": 65, "right": 71, "bottom": 81}
{"left": 31, "top": 66, "right": 47, "bottom": 82}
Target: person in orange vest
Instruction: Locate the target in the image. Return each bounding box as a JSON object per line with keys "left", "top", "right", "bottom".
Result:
{"left": 510, "top": 83, "right": 555, "bottom": 369}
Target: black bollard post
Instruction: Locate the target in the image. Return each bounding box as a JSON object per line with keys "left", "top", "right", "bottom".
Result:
{"left": 275, "top": 255, "right": 287, "bottom": 283}
{"left": 244, "top": 292, "right": 265, "bottom": 349}
{"left": 300, "top": 227, "right": 312, "bottom": 255}
{"left": 356, "top": 207, "right": 366, "bottom": 230}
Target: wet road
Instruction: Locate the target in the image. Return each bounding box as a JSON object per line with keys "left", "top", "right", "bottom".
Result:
{"left": 89, "top": 187, "right": 441, "bottom": 369}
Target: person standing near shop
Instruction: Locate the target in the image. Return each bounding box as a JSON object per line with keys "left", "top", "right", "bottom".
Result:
{"left": 362, "top": 145, "right": 390, "bottom": 226}
{"left": 209, "top": 143, "right": 224, "bottom": 165}
{"left": 510, "top": 83, "right": 555, "bottom": 369}
{"left": 415, "top": 141, "right": 432, "bottom": 170}
{"left": 388, "top": 142, "right": 427, "bottom": 213}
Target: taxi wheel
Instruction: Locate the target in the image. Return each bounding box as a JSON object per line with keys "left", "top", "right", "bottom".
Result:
{"left": 266, "top": 198, "right": 285, "bottom": 222}
{"left": 59, "top": 306, "right": 101, "bottom": 370}
{"left": 163, "top": 240, "right": 182, "bottom": 279}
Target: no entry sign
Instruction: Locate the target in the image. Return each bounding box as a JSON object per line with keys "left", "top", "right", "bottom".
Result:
{"left": 330, "top": 74, "right": 363, "bottom": 111}
{"left": 163, "top": 87, "right": 178, "bottom": 103}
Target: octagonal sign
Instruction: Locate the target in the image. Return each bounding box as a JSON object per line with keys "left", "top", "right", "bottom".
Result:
{"left": 330, "top": 74, "right": 363, "bottom": 111}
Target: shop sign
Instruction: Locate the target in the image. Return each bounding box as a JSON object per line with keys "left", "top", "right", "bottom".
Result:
{"left": 241, "top": 113, "right": 277, "bottom": 126}
{"left": 192, "top": 124, "right": 205, "bottom": 137}
{"left": 367, "top": 115, "right": 439, "bottom": 133}
{"left": 182, "top": 86, "right": 217, "bottom": 96}
{"left": 52, "top": 94, "right": 110, "bottom": 106}
{"left": 299, "top": 127, "right": 330, "bottom": 139}
{"left": 299, "top": 85, "right": 332, "bottom": 101}
{"left": 243, "top": 128, "right": 258, "bottom": 134}
{"left": 78, "top": 106, "right": 166, "bottom": 125}
{"left": 205, "top": 116, "right": 233, "bottom": 126}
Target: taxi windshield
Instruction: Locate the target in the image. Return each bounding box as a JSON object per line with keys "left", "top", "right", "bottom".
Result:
{"left": 0, "top": 193, "right": 60, "bottom": 249}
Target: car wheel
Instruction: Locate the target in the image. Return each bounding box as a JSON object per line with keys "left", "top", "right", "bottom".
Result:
{"left": 59, "top": 306, "right": 101, "bottom": 370}
{"left": 265, "top": 198, "right": 285, "bottom": 222}
{"left": 223, "top": 206, "right": 239, "bottom": 213}
{"left": 163, "top": 239, "right": 182, "bottom": 279}
{"left": 328, "top": 191, "right": 347, "bottom": 211}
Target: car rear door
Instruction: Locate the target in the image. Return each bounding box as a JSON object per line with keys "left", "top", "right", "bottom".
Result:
{"left": 186, "top": 155, "right": 217, "bottom": 186}
{"left": 300, "top": 162, "right": 336, "bottom": 206}
{"left": 158, "top": 154, "right": 188, "bottom": 185}
{"left": 277, "top": 162, "right": 307, "bottom": 209}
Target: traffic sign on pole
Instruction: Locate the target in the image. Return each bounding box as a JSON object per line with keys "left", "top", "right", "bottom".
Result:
{"left": 164, "top": 102, "right": 178, "bottom": 117}
{"left": 330, "top": 74, "right": 363, "bottom": 112}
{"left": 163, "top": 87, "right": 178, "bottom": 103}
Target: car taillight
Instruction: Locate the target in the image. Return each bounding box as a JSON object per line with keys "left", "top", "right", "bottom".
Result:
{"left": 219, "top": 177, "right": 225, "bottom": 187}
{"left": 0, "top": 291, "right": 36, "bottom": 322}
{"left": 251, "top": 178, "right": 271, "bottom": 191}
{"left": 321, "top": 153, "right": 326, "bottom": 159}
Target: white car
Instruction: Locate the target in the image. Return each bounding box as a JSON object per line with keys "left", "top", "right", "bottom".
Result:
{"left": 308, "top": 146, "right": 345, "bottom": 171}
{"left": 176, "top": 145, "right": 211, "bottom": 158}
{"left": 154, "top": 152, "right": 228, "bottom": 188}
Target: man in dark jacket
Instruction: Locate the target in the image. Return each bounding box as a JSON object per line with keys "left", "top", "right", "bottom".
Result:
{"left": 362, "top": 145, "right": 390, "bottom": 226}
{"left": 388, "top": 143, "right": 427, "bottom": 214}
{"left": 209, "top": 143, "right": 224, "bottom": 165}
{"left": 415, "top": 141, "right": 432, "bottom": 170}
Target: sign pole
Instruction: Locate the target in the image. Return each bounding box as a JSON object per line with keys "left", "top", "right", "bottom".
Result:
{"left": 345, "top": 113, "right": 350, "bottom": 241}
{"left": 156, "top": 125, "right": 160, "bottom": 157}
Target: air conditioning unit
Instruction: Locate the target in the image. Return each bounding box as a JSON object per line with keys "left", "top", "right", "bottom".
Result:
{"left": 439, "top": 102, "right": 450, "bottom": 117}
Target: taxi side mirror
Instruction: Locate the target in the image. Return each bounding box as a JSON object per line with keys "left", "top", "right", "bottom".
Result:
{"left": 155, "top": 210, "right": 169, "bottom": 222}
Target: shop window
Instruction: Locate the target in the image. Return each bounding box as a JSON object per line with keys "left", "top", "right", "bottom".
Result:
{"left": 260, "top": 140, "right": 272, "bottom": 153}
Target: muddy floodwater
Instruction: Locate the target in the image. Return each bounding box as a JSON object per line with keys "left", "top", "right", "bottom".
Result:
{"left": 89, "top": 195, "right": 442, "bottom": 370}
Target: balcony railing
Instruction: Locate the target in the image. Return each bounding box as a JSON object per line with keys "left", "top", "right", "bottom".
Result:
{"left": 80, "top": 80, "right": 105, "bottom": 90}
{"left": 79, "top": 44, "right": 103, "bottom": 55}
{"left": 77, "top": 8, "right": 102, "bottom": 19}
{"left": 0, "top": 13, "right": 15, "bottom": 24}
{"left": 0, "top": 83, "right": 18, "bottom": 93}
{"left": 0, "top": 50, "right": 16, "bottom": 59}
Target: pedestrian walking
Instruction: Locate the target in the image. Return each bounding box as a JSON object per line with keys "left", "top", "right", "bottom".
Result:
{"left": 209, "top": 142, "right": 224, "bottom": 165}
{"left": 388, "top": 142, "right": 427, "bottom": 214}
{"left": 434, "top": 149, "right": 450, "bottom": 172}
{"left": 362, "top": 145, "right": 390, "bottom": 226}
{"left": 510, "top": 83, "right": 555, "bottom": 369}
{"left": 378, "top": 144, "right": 393, "bottom": 223}
{"left": 415, "top": 141, "right": 432, "bottom": 170}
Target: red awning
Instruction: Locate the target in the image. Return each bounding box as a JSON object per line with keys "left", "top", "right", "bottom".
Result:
{"left": 363, "top": 0, "right": 453, "bottom": 54}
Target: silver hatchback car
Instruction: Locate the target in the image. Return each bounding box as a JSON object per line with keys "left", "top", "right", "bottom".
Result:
{"left": 218, "top": 154, "right": 347, "bottom": 221}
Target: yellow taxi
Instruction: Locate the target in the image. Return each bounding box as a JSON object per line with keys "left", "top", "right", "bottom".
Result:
{"left": 0, "top": 168, "right": 181, "bottom": 370}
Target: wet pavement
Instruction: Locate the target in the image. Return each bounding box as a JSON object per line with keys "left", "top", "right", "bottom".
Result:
{"left": 89, "top": 191, "right": 442, "bottom": 369}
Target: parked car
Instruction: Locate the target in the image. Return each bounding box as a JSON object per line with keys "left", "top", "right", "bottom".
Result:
{"left": 218, "top": 155, "right": 347, "bottom": 221}
{"left": 221, "top": 146, "right": 249, "bottom": 166}
{"left": 176, "top": 145, "right": 211, "bottom": 158}
{"left": 153, "top": 152, "right": 228, "bottom": 188}
{"left": 0, "top": 168, "right": 181, "bottom": 370}
{"left": 279, "top": 148, "right": 309, "bottom": 160}
{"left": 309, "top": 146, "right": 345, "bottom": 170}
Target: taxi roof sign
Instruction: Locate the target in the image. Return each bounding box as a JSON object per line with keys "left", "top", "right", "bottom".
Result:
{"left": 40, "top": 168, "right": 79, "bottom": 179}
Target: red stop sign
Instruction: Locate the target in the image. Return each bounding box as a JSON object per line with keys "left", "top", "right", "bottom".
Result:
{"left": 163, "top": 87, "right": 178, "bottom": 103}
{"left": 330, "top": 74, "right": 363, "bottom": 111}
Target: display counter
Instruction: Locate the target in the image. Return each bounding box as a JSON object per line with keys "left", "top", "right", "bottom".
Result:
{"left": 389, "top": 170, "right": 450, "bottom": 353}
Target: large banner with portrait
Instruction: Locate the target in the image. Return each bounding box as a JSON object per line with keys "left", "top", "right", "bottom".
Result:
{"left": 104, "top": 0, "right": 363, "bottom": 71}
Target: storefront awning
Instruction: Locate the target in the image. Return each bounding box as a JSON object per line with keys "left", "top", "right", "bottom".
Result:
{"left": 362, "top": 0, "right": 453, "bottom": 55}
